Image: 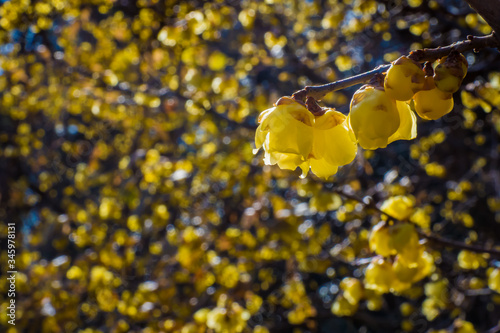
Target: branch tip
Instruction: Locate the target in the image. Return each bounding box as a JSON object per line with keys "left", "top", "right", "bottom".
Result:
{"left": 305, "top": 97, "right": 326, "bottom": 116}
{"left": 291, "top": 89, "right": 307, "bottom": 102}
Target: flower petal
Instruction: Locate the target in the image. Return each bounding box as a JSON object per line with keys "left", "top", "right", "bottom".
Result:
{"left": 255, "top": 100, "right": 315, "bottom": 173}
{"left": 388, "top": 101, "right": 417, "bottom": 144}
{"left": 309, "top": 157, "right": 339, "bottom": 179}
{"left": 348, "top": 86, "right": 400, "bottom": 150}
{"left": 313, "top": 116, "right": 357, "bottom": 167}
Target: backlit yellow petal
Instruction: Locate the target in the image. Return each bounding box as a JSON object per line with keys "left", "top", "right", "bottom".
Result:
{"left": 309, "top": 157, "right": 339, "bottom": 179}
{"left": 388, "top": 101, "right": 417, "bottom": 144}
{"left": 254, "top": 99, "right": 314, "bottom": 172}
{"left": 294, "top": 109, "right": 359, "bottom": 179}
{"left": 317, "top": 123, "right": 358, "bottom": 166}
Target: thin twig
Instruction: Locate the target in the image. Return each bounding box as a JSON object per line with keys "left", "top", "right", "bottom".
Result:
{"left": 292, "top": 34, "right": 500, "bottom": 102}
{"left": 463, "top": 0, "right": 500, "bottom": 45}
{"left": 488, "top": 324, "right": 500, "bottom": 333}
{"left": 421, "top": 232, "right": 500, "bottom": 257}
{"left": 333, "top": 189, "right": 500, "bottom": 257}
{"left": 292, "top": 65, "right": 389, "bottom": 102}
{"left": 463, "top": 288, "right": 492, "bottom": 296}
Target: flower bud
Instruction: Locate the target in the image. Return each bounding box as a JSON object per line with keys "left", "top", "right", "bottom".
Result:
{"left": 433, "top": 52, "right": 468, "bottom": 94}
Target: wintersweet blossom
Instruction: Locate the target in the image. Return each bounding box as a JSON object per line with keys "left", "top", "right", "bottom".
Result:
{"left": 254, "top": 97, "right": 357, "bottom": 179}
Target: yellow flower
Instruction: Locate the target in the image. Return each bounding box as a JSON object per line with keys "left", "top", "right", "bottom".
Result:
{"left": 364, "top": 258, "right": 395, "bottom": 294}
{"left": 457, "top": 250, "right": 486, "bottom": 270}
{"left": 454, "top": 319, "right": 477, "bottom": 333}
{"left": 300, "top": 109, "right": 357, "bottom": 179}
{"left": 340, "top": 277, "right": 363, "bottom": 305}
{"left": 381, "top": 195, "right": 416, "bottom": 220}
{"left": 369, "top": 222, "right": 394, "bottom": 257}
{"left": 433, "top": 52, "right": 468, "bottom": 94}
{"left": 348, "top": 84, "right": 400, "bottom": 150}
{"left": 388, "top": 222, "right": 422, "bottom": 266}
{"left": 255, "top": 98, "right": 357, "bottom": 179}
{"left": 254, "top": 97, "right": 314, "bottom": 171}
{"left": 393, "top": 251, "right": 434, "bottom": 283}
{"left": 488, "top": 268, "right": 500, "bottom": 293}
{"left": 331, "top": 294, "right": 358, "bottom": 317}
{"left": 413, "top": 77, "right": 454, "bottom": 120}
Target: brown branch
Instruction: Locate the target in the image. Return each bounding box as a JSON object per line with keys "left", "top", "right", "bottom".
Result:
{"left": 488, "top": 324, "right": 500, "bottom": 333}
{"left": 421, "top": 232, "right": 500, "bottom": 257}
{"left": 333, "top": 189, "right": 500, "bottom": 258}
{"left": 407, "top": 34, "right": 499, "bottom": 62}
{"left": 292, "top": 34, "right": 500, "bottom": 102}
{"left": 463, "top": 0, "right": 500, "bottom": 45}
{"left": 292, "top": 64, "right": 390, "bottom": 102}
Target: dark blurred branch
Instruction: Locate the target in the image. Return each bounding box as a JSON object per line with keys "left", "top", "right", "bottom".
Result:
{"left": 333, "top": 189, "right": 500, "bottom": 257}
{"left": 421, "top": 232, "right": 500, "bottom": 257}
{"left": 488, "top": 323, "right": 500, "bottom": 333}
{"left": 463, "top": 0, "right": 500, "bottom": 44}
{"left": 292, "top": 34, "right": 500, "bottom": 102}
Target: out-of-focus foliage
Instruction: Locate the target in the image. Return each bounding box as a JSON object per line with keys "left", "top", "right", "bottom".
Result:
{"left": 0, "top": 0, "right": 500, "bottom": 332}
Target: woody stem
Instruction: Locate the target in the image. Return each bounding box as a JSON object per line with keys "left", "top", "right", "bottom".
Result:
{"left": 292, "top": 34, "right": 499, "bottom": 102}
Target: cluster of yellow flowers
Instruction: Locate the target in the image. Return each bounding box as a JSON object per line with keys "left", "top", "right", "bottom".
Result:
{"left": 367, "top": 222, "right": 434, "bottom": 292}
{"left": 366, "top": 196, "right": 434, "bottom": 293}
{"left": 422, "top": 279, "right": 449, "bottom": 321}
{"left": 331, "top": 277, "right": 363, "bottom": 316}
{"left": 191, "top": 294, "right": 251, "bottom": 333}
{"left": 281, "top": 278, "right": 317, "bottom": 325}
{"left": 385, "top": 52, "right": 467, "bottom": 120}
{"left": 254, "top": 96, "right": 357, "bottom": 179}
{"left": 255, "top": 52, "right": 468, "bottom": 178}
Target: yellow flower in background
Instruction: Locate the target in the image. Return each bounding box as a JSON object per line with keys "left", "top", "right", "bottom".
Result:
{"left": 255, "top": 98, "right": 357, "bottom": 179}
{"left": 389, "top": 222, "right": 422, "bottom": 265}
{"left": 393, "top": 251, "right": 434, "bottom": 283}
{"left": 453, "top": 319, "right": 477, "bottom": 333}
{"left": 340, "top": 277, "right": 363, "bottom": 305}
{"left": 364, "top": 258, "right": 395, "bottom": 294}
{"left": 369, "top": 222, "right": 394, "bottom": 257}
{"left": 488, "top": 268, "right": 500, "bottom": 293}
{"left": 254, "top": 97, "right": 315, "bottom": 171}
{"left": 457, "top": 250, "right": 486, "bottom": 270}
{"left": 381, "top": 195, "right": 416, "bottom": 220}
{"left": 331, "top": 294, "right": 358, "bottom": 317}
{"left": 300, "top": 109, "right": 357, "bottom": 179}
{"left": 348, "top": 84, "right": 400, "bottom": 150}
